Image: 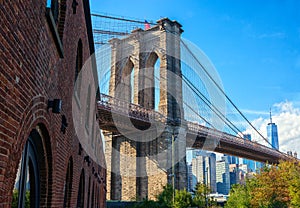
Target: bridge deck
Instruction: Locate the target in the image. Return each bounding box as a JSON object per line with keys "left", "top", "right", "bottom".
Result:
{"left": 98, "top": 94, "right": 292, "bottom": 164}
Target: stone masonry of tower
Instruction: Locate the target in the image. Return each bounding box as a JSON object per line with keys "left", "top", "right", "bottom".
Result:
{"left": 104, "top": 18, "right": 187, "bottom": 201}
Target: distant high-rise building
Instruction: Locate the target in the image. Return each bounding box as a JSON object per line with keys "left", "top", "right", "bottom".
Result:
{"left": 267, "top": 109, "right": 279, "bottom": 150}
{"left": 207, "top": 153, "right": 217, "bottom": 193}
{"left": 243, "top": 134, "right": 255, "bottom": 172}
{"left": 229, "top": 164, "right": 239, "bottom": 187}
{"left": 238, "top": 164, "right": 248, "bottom": 185}
{"left": 187, "top": 164, "right": 194, "bottom": 192}
{"left": 225, "top": 154, "right": 239, "bottom": 165}
{"left": 255, "top": 161, "right": 263, "bottom": 172}
{"left": 191, "top": 152, "right": 216, "bottom": 193}
{"left": 216, "top": 156, "right": 230, "bottom": 195}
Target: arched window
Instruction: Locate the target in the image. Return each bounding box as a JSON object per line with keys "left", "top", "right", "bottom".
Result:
{"left": 87, "top": 176, "right": 91, "bottom": 208}
{"left": 96, "top": 184, "right": 100, "bottom": 208}
{"left": 154, "top": 58, "right": 160, "bottom": 110}
{"left": 75, "top": 39, "right": 83, "bottom": 101}
{"left": 12, "top": 136, "right": 40, "bottom": 207}
{"left": 75, "top": 39, "right": 83, "bottom": 82}
{"left": 85, "top": 84, "right": 91, "bottom": 132}
{"left": 76, "top": 169, "right": 85, "bottom": 208}
{"left": 119, "top": 58, "right": 134, "bottom": 102}
{"left": 145, "top": 52, "right": 160, "bottom": 110}
{"left": 130, "top": 65, "right": 135, "bottom": 103}
{"left": 91, "top": 181, "right": 95, "bottom": 208}
{"left": 63, "top": 158, "right": 73, "bottom": 208}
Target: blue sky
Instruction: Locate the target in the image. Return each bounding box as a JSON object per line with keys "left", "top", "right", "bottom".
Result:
{"left": 91, "top": 0, "right": 300, "bottom": 154}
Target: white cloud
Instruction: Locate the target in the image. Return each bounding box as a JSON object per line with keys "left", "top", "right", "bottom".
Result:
{"left": 241, "top": 109, "right": 269, "bottom": 116}
{"left": 257, "top": 32, "right": 286, "bottom": 39}
{"left": 244, "top": 101, "right": 300, "bottom": 157}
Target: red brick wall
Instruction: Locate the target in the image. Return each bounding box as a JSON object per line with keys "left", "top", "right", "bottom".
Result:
{"left": 0, "top": 0, "right": 106, "bottom": 207}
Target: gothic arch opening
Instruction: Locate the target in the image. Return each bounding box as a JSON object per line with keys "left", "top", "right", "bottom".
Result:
{"left": 144, "top": 52, "right": 160, "bottom": 110}
{"left": 118, "top": 58, "right": 134, "bottom": 102}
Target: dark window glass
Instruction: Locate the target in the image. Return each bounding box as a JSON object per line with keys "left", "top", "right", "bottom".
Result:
{"left": 76, "top": 169, "right": 85, "bottom": 208}
{"left": 12, "top": 137, "right": 40, "bottom": 208}
{"left": 75, "top": 39, "right": 83, "bottom": 99}
{"left": 63, "top": 158, "right": 73, "bottom": 208}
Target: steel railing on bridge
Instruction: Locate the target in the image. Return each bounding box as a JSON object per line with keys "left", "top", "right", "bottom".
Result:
{"left": 97, "top": 93, "right": 293, "bottom": 163}
{"left": 98, "top": 93, "right": 166, "bottom": 123}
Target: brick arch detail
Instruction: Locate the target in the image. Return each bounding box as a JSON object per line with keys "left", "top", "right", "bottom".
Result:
{"left": 5, "top": 95, "right": 53, "bottom": 207}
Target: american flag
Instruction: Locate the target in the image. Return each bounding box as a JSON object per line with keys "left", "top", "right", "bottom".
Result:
{"left": 144, "top": 20, "right": 151, "bottom": 30}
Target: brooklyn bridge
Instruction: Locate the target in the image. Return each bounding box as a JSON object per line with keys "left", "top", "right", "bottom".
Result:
{"left": 1, "top": 1, "right": 297, "bottom": 207}
{"left": 91, "top": 15, "right": 293, "bottom": 200}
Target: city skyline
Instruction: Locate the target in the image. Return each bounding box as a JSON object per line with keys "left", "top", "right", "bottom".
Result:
{"left": 187, "top": 149, "right": 264, "bottom": 196}
{"left": 91, "top": 0, "right": 300, "bottom": 156}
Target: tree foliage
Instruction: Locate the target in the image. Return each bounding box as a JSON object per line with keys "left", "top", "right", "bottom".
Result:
{"left": 11, "top": 190, "right": 30, "bottom": 208}
{"left": 173, "top": 189, "right": 193, "bottom": 208}
{"left": 193, "top": 182, "right": 216, "bottom": 207}
{"left": 157, "top": 184, "right": 174, "bottom": 208}
{"left": 134, "top": 183, "right": 218, "bottom": 208}
{"left": 225, "top": 183, "right": 252, "bottom": 208}
{"left": 226, "top": 160, "right": 300, "bottom": 208}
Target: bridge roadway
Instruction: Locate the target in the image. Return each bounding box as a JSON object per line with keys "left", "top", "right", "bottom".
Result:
{"left": 97, "top": 93, "right": 291, "bottom": 164}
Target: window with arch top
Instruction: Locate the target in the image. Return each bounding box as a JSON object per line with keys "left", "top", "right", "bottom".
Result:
{"left": 74, "top": 39, "right": 83, "bottom": 103}
{"left": 144, "top": 52, "right": 160, "bottom": 110}
{"left": 76, "top": 169, "right": 85, "bottom": 208}
{"left": 63, "top": 157, "right": 73, "bottom": 208}
{"left": 11, "top": 128, "right": 52, "bottom": 208}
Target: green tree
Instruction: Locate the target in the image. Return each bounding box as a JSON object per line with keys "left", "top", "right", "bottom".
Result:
{"left": 251, "top": 162, "right": 292, "bottom": 207}
{"left": 173, "top": 189, "right": 193, "bottom": 208}
{"left": 225, "top": 160, "right": 300, "bottom": 208}
{"left": 156, "top": 184, "right": 175, "bottom": 208}
{"left": 193, "top": 183, "right": 210, "bottom": 207}
{"left": 225, "top": 183, "right": 252, "bottom": 208}
{"left": 132, "top": 199, "right": 161, "bottom": 208}
{"left": 284, "top": 160, "right": 300, "bottom": 208}
{"left": 11, "top": 190, "right": 30, "bottom": 208}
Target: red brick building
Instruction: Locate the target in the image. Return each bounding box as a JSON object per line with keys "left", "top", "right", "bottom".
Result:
{"left": 0, "top": 0, "right": 106, "bottom": 207}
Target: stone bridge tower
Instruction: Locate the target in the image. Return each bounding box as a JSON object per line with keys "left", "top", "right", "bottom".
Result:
{"left": 104, "top": 18, "right": 187, "bottom": 201}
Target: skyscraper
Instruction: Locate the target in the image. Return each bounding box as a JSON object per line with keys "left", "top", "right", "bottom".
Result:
{"left": 243, "top": 134, "right": 255, "bottom": 172}
{"left": 216, "top": 156, "right": 230, "bottom": 195}
{"left": 225, "top": 154, "right": 239, "bottom": 165}
{"left": 187, "top": 164, "right": 194, "bottom": 192}
{"left": 229, "top": 164, "right": 239, "bottom": 187}
{"left": 191, "top": 152, "right": 217, "bottom": 193}
{"left": 267, "top": 109, "right": 279, "bottom": 150}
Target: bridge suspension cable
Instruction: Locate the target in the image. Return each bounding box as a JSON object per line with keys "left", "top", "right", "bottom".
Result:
{"left": 179, "top": 37, "right": 280, "bottom": 151}
{"left": 153, "top": 72, "right": 244, "bottom": 137}
{"left": 181, "top": 74, "right": 244, "bottom": 137}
